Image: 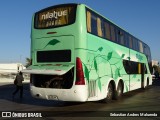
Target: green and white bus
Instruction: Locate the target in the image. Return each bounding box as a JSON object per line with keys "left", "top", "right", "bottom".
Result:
{"left": 23, "top": 3, "right": 152, "bottom": 102}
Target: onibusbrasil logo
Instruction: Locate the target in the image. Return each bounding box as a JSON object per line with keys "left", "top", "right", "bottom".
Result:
{"left": 1, "top": 112, "right": 42, "bottom": 118}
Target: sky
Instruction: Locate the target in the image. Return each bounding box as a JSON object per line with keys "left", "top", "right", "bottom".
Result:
{"left": 0, "top": 0, "right": 160, "bottom": 65}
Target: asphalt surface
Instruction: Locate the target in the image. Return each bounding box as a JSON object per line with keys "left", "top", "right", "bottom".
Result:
{"left": 0, "top": 78, "right": 160, "bottom": 120}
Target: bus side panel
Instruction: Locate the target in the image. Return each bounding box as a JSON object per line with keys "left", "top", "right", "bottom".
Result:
{"left": 85, "top": 34, "right": 130, "bottom": 101}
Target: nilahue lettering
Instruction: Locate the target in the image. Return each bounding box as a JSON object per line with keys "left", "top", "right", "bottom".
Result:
{"left": 41, "top": 10, "right": 67, "bottom": 20}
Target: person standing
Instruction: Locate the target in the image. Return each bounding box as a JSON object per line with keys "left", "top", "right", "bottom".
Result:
{"left": 154, "top": 71, "right": 159, "bottom": 79}
{"left": 12, "top": 71, "right": 24, "bottom": 100}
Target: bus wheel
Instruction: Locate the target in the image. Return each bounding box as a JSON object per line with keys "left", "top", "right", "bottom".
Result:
{"left": 114, "top": 82, "right": 123, "bottom": 100}
{"left": 102, "top": 83, "right": 113, "bottom": 103}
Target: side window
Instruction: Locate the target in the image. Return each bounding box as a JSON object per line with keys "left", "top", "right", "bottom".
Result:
{"left": 101, "top": 19, "right": 105, "bottom": 38}
{"left": 143, "top": 44, "right": 147, "bottom": 55}
{"left": 97, "top": 17, "right": 103, "bottom": 37}
{"left": 133, "top": 38, "right": 139, "bottom": 51}
{"left": 136, "top": 39, "right": 139, "bottom": 51}
{"left": 145, "top": 46, "right": 151, "bottom": 62}
{"left": 132, "top": 38, "right": 136, "bottom": 50}
{"left": 91, "top": 14, "right": 97, "bottom": 35}
{"left": 86, "top": 10, "right": 104, "bottom": 38}
{"left": 87, "top": 11, "right": 91, "bottom": 33}
{"left": 139, "top": 41, "right": 143, "bottom": 53}
{"left": 123, "top": 60, "right": 140, "bottom": 74}
{"left": 132, "top": 38, "right": 139, "bottom": 51}
{"left": 130, "top": 61, "right": 139, "bottom": 74}
{"left": 144, "top": 45, "right": 149, "bottom": 58}
{"left": 110, "top": 25, "right": 116, "bottom": 41}
{"left": 117, "top": 29, "right": 125, "bottom": 45}
{"left": 129, "top": 36, "right": 133, "bottom": 49}
{"left": 123, "top": 60, "right": 130, "bottom": 74}
{"left": 120, "top": 31, "right": 125, "bottom": 45}
{"left": 104, "top": 22, "right": 111, "bottom": 40}
{"left": 125, "top": 33, "right": 129, "bottom": 47}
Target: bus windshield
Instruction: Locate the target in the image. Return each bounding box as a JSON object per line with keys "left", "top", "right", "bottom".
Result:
{"left": 34, "top": 4, "right": 77, "bottom": 29}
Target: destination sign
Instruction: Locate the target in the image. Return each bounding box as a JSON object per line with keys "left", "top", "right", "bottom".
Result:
{"left": 35, "top": 5, "right": 76, "bottom": 29}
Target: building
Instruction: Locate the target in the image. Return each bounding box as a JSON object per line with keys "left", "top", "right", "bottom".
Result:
{"left": 0, "top": 63, "right": 26, "bottom": 74}
{"left": 152, "top": 60, "right": 159, "bottom": 67}
{"left": 0, "top": 63, "right": 29, "bottom": 82}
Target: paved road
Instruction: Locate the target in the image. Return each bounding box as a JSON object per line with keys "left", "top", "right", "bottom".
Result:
{"left": 0, "top": 78, "right": 160, "bottom": 120}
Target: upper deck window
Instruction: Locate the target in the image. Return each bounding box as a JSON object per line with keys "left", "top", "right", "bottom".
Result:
{"left": 34, "top": 4, "right": 77, "bottom": 29}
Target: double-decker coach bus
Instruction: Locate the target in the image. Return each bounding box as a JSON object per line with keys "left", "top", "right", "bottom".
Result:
{"left": 23, "top": 3, "right": 152, "bottom": 102}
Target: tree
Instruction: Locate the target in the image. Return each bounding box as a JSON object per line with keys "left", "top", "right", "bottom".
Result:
{"left": 153, "top": 65, "right": 160, "bottom": 74}
{"left": 25, "top": 58, "right": 31, "bottom": 68}
{"left": 158, "top": 66, "right": 160, "bottom": 74}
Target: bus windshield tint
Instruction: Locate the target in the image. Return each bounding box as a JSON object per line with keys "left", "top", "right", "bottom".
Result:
{"left": 34, "top": 5, "right": 77, "bottom": 29}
